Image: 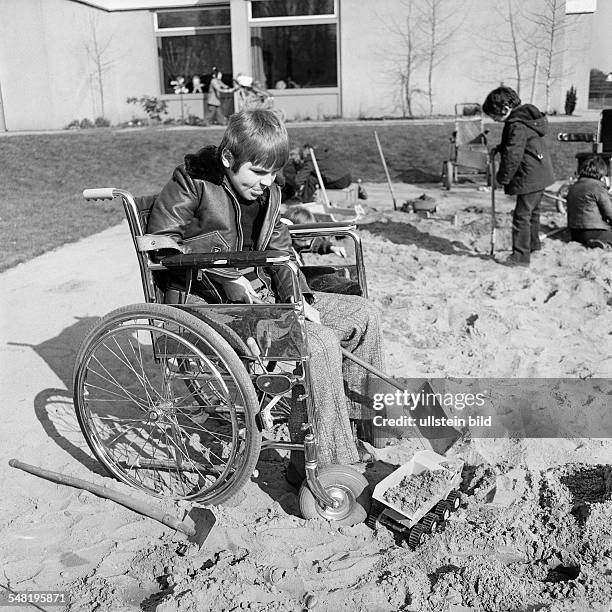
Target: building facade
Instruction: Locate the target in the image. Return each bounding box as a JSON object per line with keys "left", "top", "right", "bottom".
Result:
{"left": 0, "top": 0, "right": 592, "bottom": 130}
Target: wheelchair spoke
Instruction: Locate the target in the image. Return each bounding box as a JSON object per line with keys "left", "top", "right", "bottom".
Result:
{"left": 75, "top": 305, "right": 261, "bottom": 503}
{"left": 85, "top": 364, "right": 150, "bottom": 411}
{"left": 101, "top": 337, "right": 164, "bottom": 402}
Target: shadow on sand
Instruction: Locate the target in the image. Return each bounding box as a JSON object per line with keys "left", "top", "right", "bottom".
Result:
{"left": 363, "top": 220, "right": 490, "bottom": 259}
{"left": 9, "top": 316, "right": 109, "bottom": 476}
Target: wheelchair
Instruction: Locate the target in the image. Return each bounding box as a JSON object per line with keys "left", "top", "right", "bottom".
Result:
{"left": 73, "top": 187, "right": 373, "bottom": 525}
{"left": 441, "top": 103, "right": 491, "bottom": 190}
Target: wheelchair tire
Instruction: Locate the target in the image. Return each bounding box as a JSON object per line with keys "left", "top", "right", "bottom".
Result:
{"left": 298, "top": 465, "right": 371, "bottom": 526}
{"left": 73, "top": 303, "right": 261, "bottom": 505}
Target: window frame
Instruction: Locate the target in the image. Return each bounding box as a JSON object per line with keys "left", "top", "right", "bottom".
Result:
{"left": 247, "top": 0, "right": 340, "bottom": 91}
{"left": 248, "top": 0, "right": 337, "bottom": 26}
{"left": 154, "top": 5, "right": 231, "bottom": 33}
{"left": 154, "top": 5, "right": 233, "bottom": 98}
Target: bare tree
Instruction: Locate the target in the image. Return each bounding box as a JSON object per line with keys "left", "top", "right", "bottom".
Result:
{"left": 524, "top": 0, "right": 568, "bottom": 113}
{"left": 379, "top": 0, "right": 425, "bottom": 117}
{"left": 475, "top": 0, "right": 532, "bottom": 96}
{"left": 416, "top": 0, "right": 463, "bottom": 115}
{"left": 84, "top": 16, "right": 115, "bottom": 118}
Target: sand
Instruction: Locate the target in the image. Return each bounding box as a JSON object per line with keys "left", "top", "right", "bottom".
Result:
{"left": 0, "top": 180, "right": 611, "bottom": 611}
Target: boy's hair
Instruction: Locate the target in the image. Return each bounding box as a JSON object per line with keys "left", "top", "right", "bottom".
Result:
{"left": 578, "top": 154, "right": 608, "bottom": 180}
{"left": 482, "top": 86, "right": 521, "bottom": 117}
{"left": 282, "top": 206, "right": 315, "bottom": 224}
{"left": 219, "top": 109, "right": 289, "bottom": 172}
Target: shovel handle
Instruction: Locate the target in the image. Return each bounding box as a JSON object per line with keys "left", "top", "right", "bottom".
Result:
{"left": 8, "top": 459, "right": 195, "bottom": 536}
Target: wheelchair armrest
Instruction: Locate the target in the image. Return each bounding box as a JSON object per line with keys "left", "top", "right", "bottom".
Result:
{"left": 158, "top": 249, "right": 292, "bottom": 269}
{"left": 288, "top": 221, "right": 357, "bottom": 238}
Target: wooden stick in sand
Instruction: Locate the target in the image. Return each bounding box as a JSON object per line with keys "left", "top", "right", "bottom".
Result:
{"left": 8, "top": 458, "right": 195, "bottom": 537}
{"left": 374, "top": 131, "right": 398, "bottom": 211}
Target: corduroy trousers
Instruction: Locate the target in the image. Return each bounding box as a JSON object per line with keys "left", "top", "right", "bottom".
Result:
{"left": 288, "top": 292, "right": 385, "bottom": 467}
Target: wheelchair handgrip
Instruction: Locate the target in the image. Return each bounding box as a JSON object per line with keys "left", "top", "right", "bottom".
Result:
{"left": 83, "top": 188, "right": 117, "bottom": 201}
{"left": 159, "top": 249, "right": 292, "bottom": 269}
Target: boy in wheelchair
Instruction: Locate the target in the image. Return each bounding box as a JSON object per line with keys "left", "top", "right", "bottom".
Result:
{"left": 146, "top": 109, "right": 384, "bottom": 485}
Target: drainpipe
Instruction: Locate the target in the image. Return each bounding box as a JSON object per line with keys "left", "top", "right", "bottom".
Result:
{"left": 0, "top": 77, "right": 6, "bottom": 131}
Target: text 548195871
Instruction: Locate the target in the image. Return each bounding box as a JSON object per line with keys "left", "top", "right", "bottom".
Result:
{"left": 0, "top": 591, "right": 69, "bottom": 607}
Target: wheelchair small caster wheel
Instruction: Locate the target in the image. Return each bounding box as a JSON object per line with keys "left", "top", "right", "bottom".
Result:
{"left": 422, "top": 512, "right": 439, "bottom": 533}
{"left": 434, "top": 500, "right": 451, "bottom": 522}
{"left": 446, "top": 489, "right": 461, "bottom": 511}
{"left": 408, "top": 523, "right": 426, "bottom": 548}
{"left": 298, "top": 465, "right": 371, "bottom": 526}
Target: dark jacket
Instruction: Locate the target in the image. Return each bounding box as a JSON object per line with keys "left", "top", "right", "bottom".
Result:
{"left": 146, "top": 145, "right": 308, "bottom": 302}
{"left": 566, "top": 177, "right": 612, "bottom": 230}
{"left": 295, "top": 146, "right": 351, "bottom": 187}
{"left": 496, "top": 104, "right": 555, "bottom": 195}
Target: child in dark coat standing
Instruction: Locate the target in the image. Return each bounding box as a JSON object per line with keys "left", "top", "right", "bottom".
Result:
{"left": 483, "top": 86, "right": 555, "bottom": 266}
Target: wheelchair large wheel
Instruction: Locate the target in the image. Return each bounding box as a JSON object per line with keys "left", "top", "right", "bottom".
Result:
{"left": 73, "top": 303, "right": 261, "bottom": 505}
{"left": 298, "top": 465, "right": 371, "bottom": 526}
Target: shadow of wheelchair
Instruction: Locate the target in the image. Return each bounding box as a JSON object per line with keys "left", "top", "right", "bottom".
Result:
{"left": 12, "top": 316, "right": 108, "bottom": 476}
{"left": 33, "top": 388, "right": 108, "bottom": 477}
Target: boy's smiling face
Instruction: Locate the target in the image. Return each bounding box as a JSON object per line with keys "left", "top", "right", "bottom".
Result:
{"left": 222, "top": 151, "right": 278, "bottom": 200}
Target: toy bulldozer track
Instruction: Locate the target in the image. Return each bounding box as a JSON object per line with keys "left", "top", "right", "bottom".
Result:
{"left": 366, "top": 450, "right": 463, "bottom": 548}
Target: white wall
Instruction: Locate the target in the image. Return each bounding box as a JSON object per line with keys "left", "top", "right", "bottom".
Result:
{"left": 339, "top": 0, "right": 570, "bottom": 118}
{"left": 0, "top": 0, "right": 158, "bottom": 130}
{"left": 0, "top": 0, "right": 589, "bottom": 129}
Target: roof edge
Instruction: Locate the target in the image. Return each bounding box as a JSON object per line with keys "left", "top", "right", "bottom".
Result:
{"left": 68, "top": 0, "right": 207, "bottom": 12}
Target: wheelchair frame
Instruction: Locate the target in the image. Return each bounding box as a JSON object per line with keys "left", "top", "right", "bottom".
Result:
{"left": 441, "top": 103, "right": 491, "bottom": 190}
{"left": 74, "top": 187, "right": 372, "bottom": 525}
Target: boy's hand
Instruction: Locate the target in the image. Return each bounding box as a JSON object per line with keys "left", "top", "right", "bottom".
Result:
{"left": 303, "top": 300, "right": 321, "bottom": 324}
{"left": 330, "top": 245, "right": 347, "bottom": 258}
{"left": 221, "top": 276, "right": 265, "bottom": 304}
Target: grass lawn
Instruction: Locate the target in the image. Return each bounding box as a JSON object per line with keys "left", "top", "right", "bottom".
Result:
{"left": 0, "top": 120, "right": 596, "bottom": 271}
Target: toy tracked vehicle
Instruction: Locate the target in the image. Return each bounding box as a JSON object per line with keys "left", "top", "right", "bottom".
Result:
{"left": 367, "top": 450, "right": 463, "bottom": 548}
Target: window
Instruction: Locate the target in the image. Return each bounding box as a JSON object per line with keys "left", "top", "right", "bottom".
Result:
{"left": 589, "top": 68, "right": 612, "bottom": 109}
{"left": 155, "top": 6, "right": 233, "bottom": 95}
{"left": 249, "top": 0, "right": 338, "bottom": 90}
{"left": 251, "top": 25, "right": 337, "bottom": 89}
{"left": 251, "top": 0, "right": 334, "bottom": 19}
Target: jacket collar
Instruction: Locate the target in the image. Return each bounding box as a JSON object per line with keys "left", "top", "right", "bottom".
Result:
{"left": 184, "top": 145, "right": 286, "bottom": 188}
{"left": 184, "top": 146, "right": 225, "bottom": 185}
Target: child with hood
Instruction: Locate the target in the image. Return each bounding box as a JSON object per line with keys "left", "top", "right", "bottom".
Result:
{"left": 483, "top": 86, "right": 555, "bottom": 267}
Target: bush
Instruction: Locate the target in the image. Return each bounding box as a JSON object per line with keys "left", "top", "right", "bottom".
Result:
{"left": 65, "top": 119, "right": 80, "bottom": 130}
{"left": 79, "top": 118, "right": 94, "bottom": 129}
{"left": 126, "top": 95, "right": 168, "bottom": 122}
{"left": 184, "top": 114, "right": 206, "bottom": 126}
{"left": 565, "top": 86, "right": 577, "bottom": 116}
{"left": 94, "top": 116, "right": 111, "bottom": 128}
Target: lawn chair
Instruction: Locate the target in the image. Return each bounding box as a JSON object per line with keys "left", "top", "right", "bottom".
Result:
{"left": 442, "top": 103, "right": 490, "bottom": 190}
